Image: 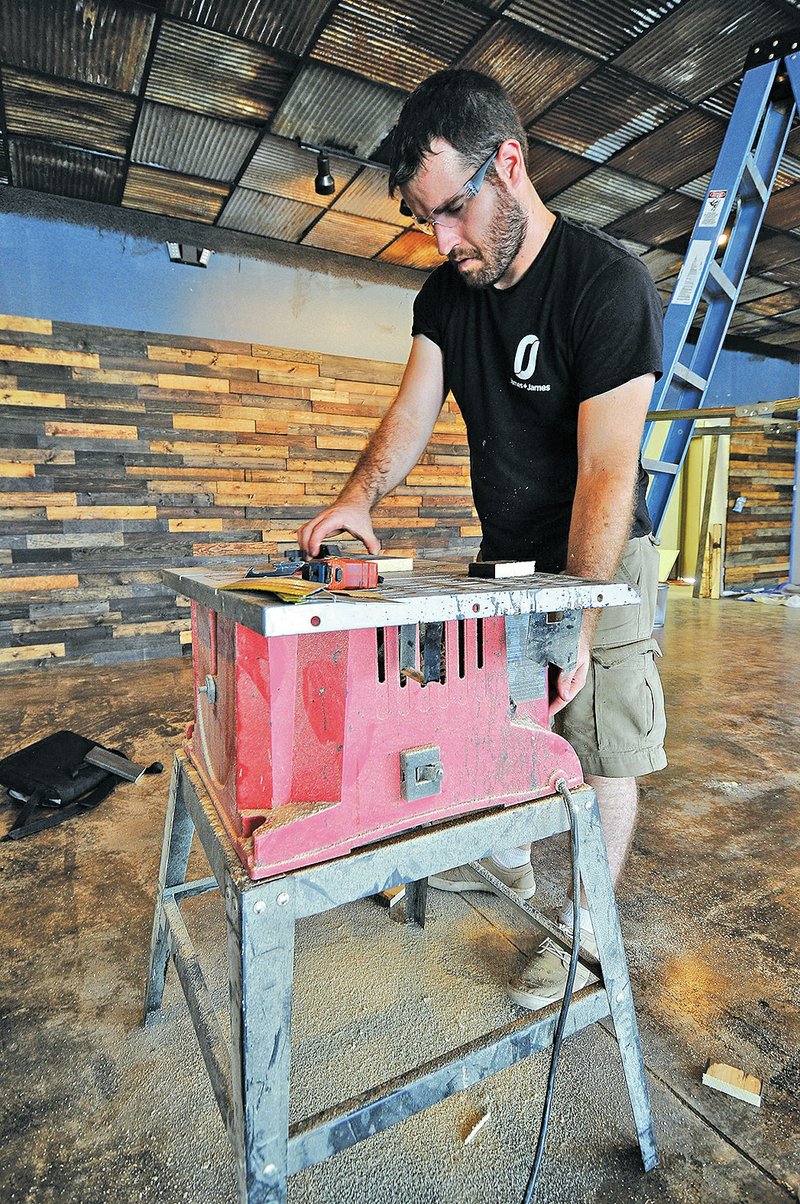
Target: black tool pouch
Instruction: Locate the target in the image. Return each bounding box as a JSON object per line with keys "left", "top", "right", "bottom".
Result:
{"left": 0, "top": 729, "right": 120, "bottom": 841}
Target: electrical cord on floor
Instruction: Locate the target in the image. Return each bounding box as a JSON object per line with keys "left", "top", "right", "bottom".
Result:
{"left": 521, "top": 777, "right": 582, "bottom": 1204}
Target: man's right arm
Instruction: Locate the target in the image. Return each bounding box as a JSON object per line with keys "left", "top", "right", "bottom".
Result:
{"left": 297, "top": 335, "right": 445, "bottom": 556}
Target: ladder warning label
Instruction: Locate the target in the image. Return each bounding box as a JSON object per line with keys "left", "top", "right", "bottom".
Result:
{"left": 672, "top": 240, "right": 711, "bottom": 305}
{"left": 699, "top": 189, "right": 727, "bottom": 227}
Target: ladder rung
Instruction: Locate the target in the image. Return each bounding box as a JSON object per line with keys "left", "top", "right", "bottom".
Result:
{"left": 673, "top": 362, "right": 708, "bottom": 391}
{"left": 642, "top": 458, "right": 680, "bottom": 475}
{"left": 744, "top": 153, "right": 768, "bottom": 204}
{"left": 706, "top": 260, "right": 737, "bottom": 301}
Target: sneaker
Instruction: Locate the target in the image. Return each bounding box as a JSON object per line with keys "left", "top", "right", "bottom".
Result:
{"left": 427, "top": 856, "right": 536, "bottom": 900}
{"left": 507, "top": 927, "right": 598, "bottom": 1011}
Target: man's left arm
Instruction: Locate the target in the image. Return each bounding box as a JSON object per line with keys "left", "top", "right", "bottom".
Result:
{"left": 549, "top": 372, "right": 656, "bottom": 717}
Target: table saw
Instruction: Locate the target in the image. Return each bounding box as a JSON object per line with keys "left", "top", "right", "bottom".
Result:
{"left": 163, "top": 561, "right": 637, "bottom": 880}
{"left": 147, "top": 561, "right": 657, "bottom": 1203}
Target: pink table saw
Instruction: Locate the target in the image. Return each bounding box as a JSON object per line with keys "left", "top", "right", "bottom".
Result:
{"left": 163, "top": 562, "right": 637, "bottom": 880}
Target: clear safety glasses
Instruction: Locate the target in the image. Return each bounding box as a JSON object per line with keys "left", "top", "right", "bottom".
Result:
{"left": 408, "top": 147, "right": 499, "bottom": 236}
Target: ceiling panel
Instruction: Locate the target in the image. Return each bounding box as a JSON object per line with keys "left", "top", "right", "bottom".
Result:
{"left": 218, "top": 189, "right": 322, "bottom": 240}
{"left": 461, "top": 20, "right": 596, "bottom": 126}
{"left": 609, "top": 192, "right": 700, "bottom": 247}
{"left": 742, "top": 287, "right": 800, "bottom": 317}
{"left": 332, "top": 167, "right": 411, "bottom": 226}
{"left": 8, "top": 135, "right": 124, "bottom": 202}
{"left": 271, "top": 63, "right": 404, "bottom": 160}
{"left": 526, "top": 140, "right": 593, "bottom": 200}
{"left": 132, "top": 102, "right": 259, "bottom": 182}
{"left": 2, "top": 68, "right": 137, "bottom": 156}
{"left": 146, "top": 20, "right": 295, "bottom": 123}
{"left": 302, "top": 210, "right": 403, "bottom": 258}
{"left": 378, "top": 229, "right": 445, "bottom": 269}
{"left": 614, "top": 0, "right": 798, "bottom": 103}
{"left": 122, "top": 165, "right": 230, "bottom": 222}
{"left": 640, "top": 248, "right": 683, "bottom": 281}
{"left": 503, "top": 0, "right": 686, "bottom": 60}
{"left": 761, "top": 325, "right": 800, "bottom": 346}
{"left": 765, "top": 181, "right": 800, "bottom": 230}
{"left": 737, "top": 277, "right": 789, "bottom": 303}
{"left": 164, "top": 0, "right": 332, "bottom": 57}
{"left": 700, "top": 79, "right": 741, "bottom": 120}
{"left": 527, "top": 70, "right": 685, "bottom": 163}
{"left": 310, "top": 0, "right": 490, "bottom": 92}
{"left": 0, "top": 0, "right": 155, "bottom": 93}
{"left": 552, "top": 167, "right": 663, "bottom": 226}
{"left": 610, "top": 110, "right": 725, "bottom": 189}
{"left": 748, "top": 232, "right": 800, "bottom": 275}
{"left": 240, "top": 134, "right": 359, "bottom": 206}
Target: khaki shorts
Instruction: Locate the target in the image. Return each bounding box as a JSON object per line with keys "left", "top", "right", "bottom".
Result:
{"left": 555, "top": 534, "right": 667, "bottom": 778}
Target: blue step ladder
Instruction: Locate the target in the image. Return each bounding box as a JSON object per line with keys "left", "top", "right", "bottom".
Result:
{"left": 645, "top": 32, "right": 800, "bottom": 534}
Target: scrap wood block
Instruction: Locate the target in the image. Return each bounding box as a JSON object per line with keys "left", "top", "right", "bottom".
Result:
{"left": 374, "top": 885, "right": 406, "bottom": 908}
{"left": 702, "top": 1060, "right": 763, "bottom": 1107}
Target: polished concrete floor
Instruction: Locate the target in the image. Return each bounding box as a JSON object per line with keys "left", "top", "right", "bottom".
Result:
{"left": 0, "top": 592, "right": 797, "bottom": 1204}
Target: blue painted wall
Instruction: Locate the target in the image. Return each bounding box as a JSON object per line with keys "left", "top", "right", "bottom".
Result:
{"left": 0, "top": 208, "right": 419, "bottom": 363}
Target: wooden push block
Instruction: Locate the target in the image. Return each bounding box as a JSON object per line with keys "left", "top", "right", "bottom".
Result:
{"left": 702, "top": 1060, "right": 763, "bottom": 1107}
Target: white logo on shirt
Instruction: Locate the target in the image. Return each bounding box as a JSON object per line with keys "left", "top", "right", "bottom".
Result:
{"left": 513, "top": 334, "right": 540, "bottom": 380}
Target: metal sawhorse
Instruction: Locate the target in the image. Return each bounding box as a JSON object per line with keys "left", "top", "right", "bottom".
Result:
{"left": 143, "top": 752, "right": 658, "bottom": 1203}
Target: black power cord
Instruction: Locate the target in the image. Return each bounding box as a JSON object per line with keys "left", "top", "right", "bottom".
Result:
{"left": 522, "top": 778, "right": 583, "bottom": 1203}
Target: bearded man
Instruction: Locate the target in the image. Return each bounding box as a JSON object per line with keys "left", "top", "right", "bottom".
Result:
{"left": 298, "top": 69, "right": 666, "bottom": 1010}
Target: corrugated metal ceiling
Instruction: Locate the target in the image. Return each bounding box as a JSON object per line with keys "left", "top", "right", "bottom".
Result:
{"left": 1, "top": 0, "right": 800, "bottom": 349}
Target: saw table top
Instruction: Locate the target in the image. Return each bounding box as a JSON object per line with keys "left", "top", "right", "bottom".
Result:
{"left": 163, "top": 562, "right": 638, "bottom": 638}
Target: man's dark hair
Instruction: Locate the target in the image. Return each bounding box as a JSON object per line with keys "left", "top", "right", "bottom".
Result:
{"left": 388, "top": 69, "right": 527, "bottom": 196}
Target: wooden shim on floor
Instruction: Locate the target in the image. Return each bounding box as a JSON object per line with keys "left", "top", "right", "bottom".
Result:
{"left": 702, "top": 1060, "right": 762, "bottom": 1107}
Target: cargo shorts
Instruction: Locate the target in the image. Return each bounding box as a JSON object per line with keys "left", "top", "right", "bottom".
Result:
{"left": 554, "top": 534, "right": 667, "bottom": 778}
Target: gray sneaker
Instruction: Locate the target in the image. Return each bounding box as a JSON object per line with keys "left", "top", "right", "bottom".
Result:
{"left": 507, "top": 927, "right": 598, "bottom": 1011}
{"left": 427, "top": 856, "right": 536, "bottom": 900}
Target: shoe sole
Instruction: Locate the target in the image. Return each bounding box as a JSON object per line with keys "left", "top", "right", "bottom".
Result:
{"left": 427, "top": 874, "right": 536, "bottom": 901}
{"left": 507, "top": 969, "right": 595, "bottom": 1011}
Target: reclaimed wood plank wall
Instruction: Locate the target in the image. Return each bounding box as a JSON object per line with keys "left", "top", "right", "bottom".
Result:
{"left": 0, "top": 313, "right": 478, "bottom": 672}
{"left": 724, "top": 414, "right": 798, "bottom": 591}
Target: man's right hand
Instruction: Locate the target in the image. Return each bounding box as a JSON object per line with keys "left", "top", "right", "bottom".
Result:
{"left": 297, "top": 503, "right": 380, "bottom": 558}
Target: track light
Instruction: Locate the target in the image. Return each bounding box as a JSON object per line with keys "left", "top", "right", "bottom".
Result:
{"left": 314, "top": 152, "right": 335, "bottom": 196}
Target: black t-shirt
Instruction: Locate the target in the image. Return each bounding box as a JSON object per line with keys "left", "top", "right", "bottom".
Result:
{"left": 411, "top": 214, "right": 663, "bottom": 572}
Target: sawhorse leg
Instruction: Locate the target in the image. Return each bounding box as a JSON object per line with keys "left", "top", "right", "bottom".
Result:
{"left": 404, "top": 878, "right": 428, "bottom": 927}
{"left": 226, "top": 873, "right": 296, "bottom": 1204}
{"left": 575, "top": 788, "right": 659, "bottom": 1172}
{"left": 143, "top": 756, "right": 195, "bottom": 1020}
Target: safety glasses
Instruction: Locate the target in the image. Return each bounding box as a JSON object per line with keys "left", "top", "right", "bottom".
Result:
{"left": 407, "top": 146, "right": 500, "bottom": 236}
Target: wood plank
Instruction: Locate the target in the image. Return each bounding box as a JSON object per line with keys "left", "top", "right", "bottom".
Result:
{"left": 46, "top": 505, "right": 157, "bottom": 519}
{"left": 0, "top": 315, "right": 53, "bottom": 334}
{"left": 44, "top": 421, "right": 139, "bottom": 440}
{"left": 0, "top": 573, "right": 79, "bottom": 593}
{"left": 0, "top": 490, "right": 77, "bottom": 507}
{"left": 0, "top": 642, "right": 66, "bottom": 662}
{"left": 1, "top": 388, "right": 66, "bottom": 408}
{"left": 72, "top": 367, "right": 158, "bottom": 386}
{"left": 167, "top": 518, "right": 225, "bottom": 532}
{"left": 157, "top": 374, "right": 230, "bottom": 394}
{"left": 172, "top": 415, "right": 255, "bottom": 433}
{"left": 0, "top": 463, "right": 36, "bottom": 478}
{"left": 0, "top": 344, "right": 100, "bottom": 367}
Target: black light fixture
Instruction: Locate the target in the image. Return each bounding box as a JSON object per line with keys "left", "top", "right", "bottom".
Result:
{"left": 166, "top": 243, "right": 213, "bottom": 268}
{"left": 297, "top": 138, "right": 409, "bottom": 222}
{"left": 314, "top": 151, "right": 335, "bottom": 196}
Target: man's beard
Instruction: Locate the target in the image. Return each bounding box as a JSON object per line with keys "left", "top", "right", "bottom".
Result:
{"left": 449, "top": 184, "right": 528, "bottom": 288}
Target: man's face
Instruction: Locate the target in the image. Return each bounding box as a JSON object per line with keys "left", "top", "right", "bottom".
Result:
{"left": 401, "top": 139, "right": 528, "bottom": 289}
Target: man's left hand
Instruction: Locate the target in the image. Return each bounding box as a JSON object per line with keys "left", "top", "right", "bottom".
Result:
{"left": 549, "top": 622, "right": 592, "bottom": 718}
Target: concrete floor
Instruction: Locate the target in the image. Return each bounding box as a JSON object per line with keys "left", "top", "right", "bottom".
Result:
{"left": 0, "top": 592, "right": 797, "bottom": 1204}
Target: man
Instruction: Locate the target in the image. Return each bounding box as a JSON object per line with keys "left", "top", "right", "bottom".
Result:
{"left": 298, "top": 69, "right": 666, "bottom": 1011}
